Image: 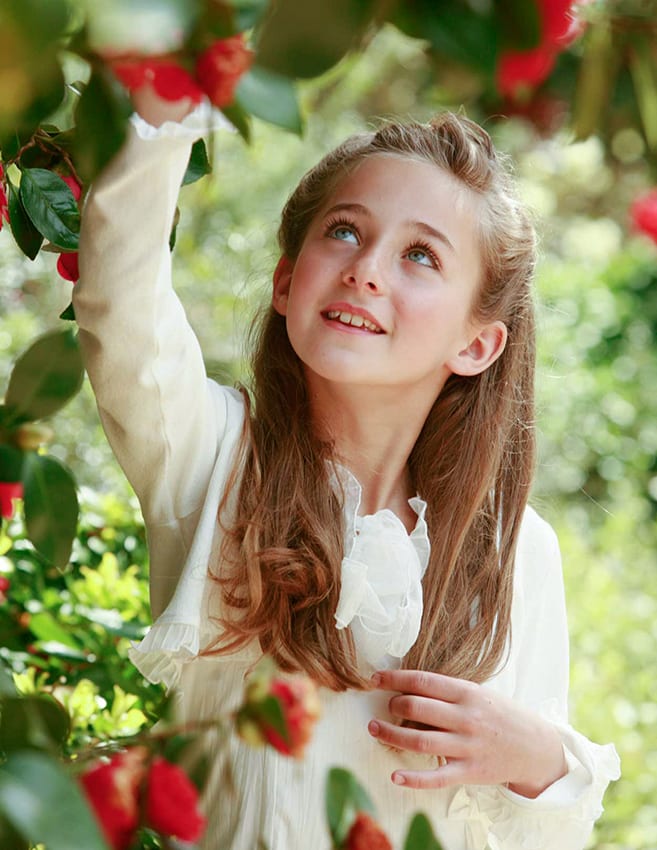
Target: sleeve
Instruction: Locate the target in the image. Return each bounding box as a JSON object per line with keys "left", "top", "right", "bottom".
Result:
{"left": 475, "top": 508, "right": 621, "bottom": 850}
{"left": 74, "top": 102, "right": 235, "bottom": 526}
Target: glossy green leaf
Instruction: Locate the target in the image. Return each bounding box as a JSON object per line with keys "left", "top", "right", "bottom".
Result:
{"left": 182, "top": 139, "right": 212, "bottom": 186}
{"left": 0, "top": 750, "right": 108, "bottom": 850}
{"left": 4, "top": 328, "right": 84, "bottom": 425}
{"left": 0, "top": 695, "right": 70, "bottom": 755}
{"left": 404, "top": 813, "right": 444, "bottom": 850}
{"left": 236, "top": 67, "right": 302, "bottom": 134}
{"left": 19, "top": 168, "right": 80, "bottom": 251}
{"left": 22, "top": 453, "right": 79, "bottom": 568}
{"left": 220, "top": 102, "right": 251, "bottom": 143}
{"left": 59, "top": 301, "right": 76, "bottom": 321}
{"left": 254, "top": 0, "right": 375, "bottom": 78}
{"left": 7, "top": 182, "right": 43, "bottom": 260}
{"left": 73, "top": 67, "right": 132, "bottom": 183}
{"left": 325, "top": 767, "right": 375, "bottom": 848}
{"left": 0, "top": 664, "right": 17, "bottom": 697}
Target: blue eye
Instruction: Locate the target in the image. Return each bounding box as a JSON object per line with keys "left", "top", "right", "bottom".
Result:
{"left": 331, "top": 225, "right": 358, "bottom": 243}
{"left": 406, "top": 243, "right": 439, "bottom": 269}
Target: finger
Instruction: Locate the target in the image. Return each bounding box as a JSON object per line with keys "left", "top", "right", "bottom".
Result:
{"left": 372, "top": 669, "right": 473, "bottom": 703}
{"left": 391, "top": 762, "right": 467, "bottom": 790}
{"left": 368, "top": 718, "right": 465, "bottom": 759}
{"left": 388, "top": 693, "right": 462, "bottom": 730}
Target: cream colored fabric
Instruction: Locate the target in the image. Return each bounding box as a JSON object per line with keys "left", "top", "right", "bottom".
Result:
{"left": 75, "top": 107, "right": 620, "bottom": 850}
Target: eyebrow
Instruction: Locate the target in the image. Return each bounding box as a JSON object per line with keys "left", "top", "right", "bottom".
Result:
{"left": 322, "top": 202, "right": 455, "bottom": 252}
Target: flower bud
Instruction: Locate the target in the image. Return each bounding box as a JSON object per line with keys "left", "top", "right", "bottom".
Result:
{"left": 14, "top": 422, "right": 55, "bottom": 450}
{"left": 344, "top": 811, "right": 393, "bottom": 850}
{"left": 196, "top": 35, "right": 252, "bottom": 108}
{"left": 0, "top": 481, "right": 23, "bottom": 519}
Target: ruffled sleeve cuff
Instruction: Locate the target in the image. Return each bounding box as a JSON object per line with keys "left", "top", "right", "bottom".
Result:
{"left": 130, "top": 98, "right": 233, "bottom": 142}
{"left": 471, "top": 723, "right": 620, "bottom": 849}
{"left": 128, "top": 619, "right": 200, "bottom": 691}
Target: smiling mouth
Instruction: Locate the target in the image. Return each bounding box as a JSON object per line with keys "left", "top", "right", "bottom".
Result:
{"left": 324, "top": 310, "right": 384, "bottom": 333}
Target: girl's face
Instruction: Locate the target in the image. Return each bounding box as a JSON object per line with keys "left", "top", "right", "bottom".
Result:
{"left": 272, "top": 154, "right": 506, "bottom": 404}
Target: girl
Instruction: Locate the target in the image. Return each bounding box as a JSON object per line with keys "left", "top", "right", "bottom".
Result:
{"left": 75, "top": 88, "right": 620, "bottom": 849}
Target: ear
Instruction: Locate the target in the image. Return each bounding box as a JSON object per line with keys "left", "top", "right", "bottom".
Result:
{"left": 447, "top": 320, "right": 508, "bottom": 377}
{"left": 272, "top": 255, "right": 294, "bottom": 316}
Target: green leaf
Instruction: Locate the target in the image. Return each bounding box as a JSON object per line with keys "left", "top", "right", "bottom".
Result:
{"left": 182, "top": 139, "right": 212, "bottom": 186}
{"left": 231, "top": 0, "right": 270, "bottom": 31}
{"left": 325, "top": 767, "right": 375, "bottom": 848}
{"left": 0, "top": 695, "right": 70, "bottom": 755}
{"left": 4, "top": 328, "right": 84, "bottom": 425}
{"left": 495, "top": 0, "right": 541, "bottom": 50}
{"left": 19, "top": 169, "right": 80, "bottom": 251}
{"left": 236, "top": 66, "right": 303, "bottom": 133}
{"left": 254, "top": 0, "right": 376, "bottom": 79}
{"left": 0, "top": 750, "right": 108, "bottom": 850}
{"left": 258, "top": 694, "right": 288, "bottom": 742}
{"left": 22, "top": 453, "right": 79, "bottom": 568}
{"left": 7, "top": 182, "right": 43, "bottom": 260}
{"left": 59, "top": 301, "right": 76, "bottom": 321}
{"left": 73, "top": 67, "right": 132, "bottom": 183}
{"left": 403, "top": 813, "right": 445, "bottom": 850}
{"left": 27, "top": 611, "right": 81, "bottom": 650}
{"left": 220, "top": 102, "right": 251, "bottom": 142}
{"left": 0, "top": 664, "right": 17, "bottom": 698}
{"left": 573, "top": 23, "right": 617, "bottom": 141}
{"left": 0, "top": 815, "right": 29, "bottom": 850}
{"left": 0, "top": 446, "right": 24, "bottom": 483}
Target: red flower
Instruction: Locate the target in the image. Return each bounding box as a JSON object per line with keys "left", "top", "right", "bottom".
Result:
{"left": 80, "top": 750, "right": 145, "bottom": 850}
{"left": 62, "top": 174, "right": 82, "bottom": 202}
{"left": 0, "top": 164, "right": 9, "bottom": 231}
{"left": 196, "top": 35, "right": 253, "bottom": 108}
{"left": 112, "top": 59, "right": 204, "bottom": 103}
{"left": 345, "top": 812, "right": 393, "bottom": 850}
{"left": 57, "top": 252, "right": 79, "bottom": 282}
{"left": 496, "top": 0, "right": 583, "bottom": 97}
{"left": 236, "top": 664, "right": 321, "bottom": 759}
{"left": 0, "top": 575, "right": 9, "bottom": 604}
{"left": 630, "top": 189, "right": 657, "bottom": 245}
{"left": 145, "top": 757, "right": 206, "bottom": 842}
{"left": 0, "top": 481, "right": 23, "bottom": 519}
{"left": 80, "top": 749, "right": 206, "bottom": 849}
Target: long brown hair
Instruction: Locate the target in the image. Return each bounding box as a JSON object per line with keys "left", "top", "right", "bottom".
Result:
{"left": 207, "top": 113, "right": 537, "bottom": 690}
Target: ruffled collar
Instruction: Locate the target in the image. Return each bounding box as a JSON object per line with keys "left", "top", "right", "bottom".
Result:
{"left": 329, "top": 463, "right": 431, "bottom": 670}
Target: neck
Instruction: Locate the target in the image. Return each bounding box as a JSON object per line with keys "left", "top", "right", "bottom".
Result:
{"left": 307, "top": 376, "right": 439, "bottom": 519}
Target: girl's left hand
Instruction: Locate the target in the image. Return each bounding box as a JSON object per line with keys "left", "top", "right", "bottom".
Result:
{"left": 369, "top": 669, "right": 567, "bottom": 798}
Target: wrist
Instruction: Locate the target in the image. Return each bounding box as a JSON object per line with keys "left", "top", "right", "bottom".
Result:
{"left": 507, "top": 724, "right": 568, "bottom": 798}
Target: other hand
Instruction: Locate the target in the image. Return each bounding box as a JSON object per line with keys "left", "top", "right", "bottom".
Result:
{"left": 369, "top": 669, "right": 567, "bottom": 798}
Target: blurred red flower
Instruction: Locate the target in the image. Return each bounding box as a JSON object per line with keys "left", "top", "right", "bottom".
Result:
{"left": 80, "top": 749, "right": 206, "bottom": 849}
{"left": 0, "top": 575, "right": 10, "bottom": 604}
{"left": 145, "top": 757, "right": 206, "bottom": 842}
{"left": 112, "top": 59, "right": 204, "bottom": 103}
{"left": 497, "top": 0, "right": 584, "bottom": 97}
{"left": 236, "top": 665, "right": 321, "bottom": 759}
{"left": 0, "top": 481, "right": 23, "bottom": 519}
{"left": 630, "top": 189, "right": 657, "bottom": 244}
{"left": 345, "top": 811, "right": 393, "bottom": 850}
{"left": 196, "top": 34, "right": 253, "bottom": 108}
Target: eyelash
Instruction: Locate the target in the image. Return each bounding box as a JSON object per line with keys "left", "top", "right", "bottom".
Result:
{"left": 324, "top": 217, "right": 441, "bottom": 271}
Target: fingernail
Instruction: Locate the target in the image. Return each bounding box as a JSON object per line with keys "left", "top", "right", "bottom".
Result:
{"left": 392, "top": 773, "right": 406, "bottom": 785}
{"left": 368, "top": 720, "right": 380, "bottom": 737}
{"left": 371, "top": 673, "right": 382, "bottom": 686}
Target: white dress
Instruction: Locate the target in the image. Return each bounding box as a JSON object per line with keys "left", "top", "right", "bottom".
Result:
{"left": 74, "top": 103, "right": 620, "bottom": 850}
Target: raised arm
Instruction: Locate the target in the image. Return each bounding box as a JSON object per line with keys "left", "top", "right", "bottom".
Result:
{"left": 74, "top": 95, "right": 234, "bottom": 528}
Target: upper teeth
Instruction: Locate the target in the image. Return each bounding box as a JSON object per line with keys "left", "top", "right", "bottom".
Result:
{"left": 327, "top": 310, "right": 382, "bottom": 333}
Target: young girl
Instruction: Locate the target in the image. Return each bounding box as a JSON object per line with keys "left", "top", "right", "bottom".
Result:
{"left": 75, "top": 89, "right": 620, "bottom": 849}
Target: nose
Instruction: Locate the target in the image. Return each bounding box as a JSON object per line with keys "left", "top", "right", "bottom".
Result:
{"left": 341, "top": 248, "right": 384, "bottom": 293}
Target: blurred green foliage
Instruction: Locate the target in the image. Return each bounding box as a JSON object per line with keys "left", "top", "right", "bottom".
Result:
{"left": 1, "top": 23, "right": 656, "bottom": 850}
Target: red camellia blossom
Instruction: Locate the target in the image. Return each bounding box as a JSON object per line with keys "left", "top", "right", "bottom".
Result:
{"left": 80, "top": 749, "right": 145, "bottom": 850}
{"left": 630, "top": 189, "right": 657, "bottom": 245}
{"left": 196, "top": 34, "right": 253, "bottom": 108}
{"left": 145, "top": 757, "right": 206, "bottom": 842}
{"left": 344, "top": 812, "right": 393, "bottom": 850}
{"left": 0, "top": 164, "right": 9, "bottom": 231}
{"left": 497, "top": 0, "right": 583, "bottom": 98}
{"left": 236, "top": 665, "right": 321, "bottom": 758}
{"left": 0, "top": 575, "right": 10, "bottom": 604}
{"left": 80, "top": 749, "right": 206, "bottom": 849}
{"left": 57, "top": 252, "right": 79, "bottom": 282}
{"left": 112, "top": 58, "right": 204, "bottom": 103}
{"left": 0, "top": 481, "right": 23, "bottom": 519}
